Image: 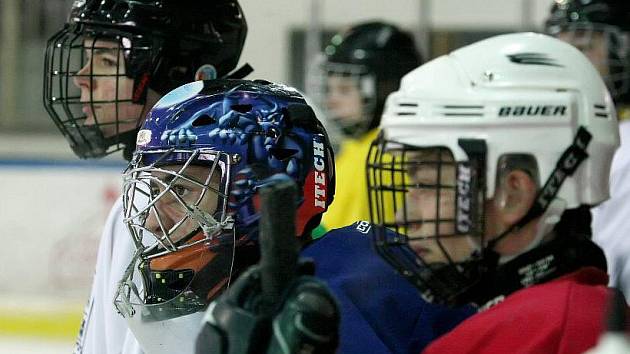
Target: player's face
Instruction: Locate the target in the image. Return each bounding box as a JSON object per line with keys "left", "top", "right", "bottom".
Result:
{"left": 399, "top": 149, "right": 475, "bottom": 264}
{"left": 145, "top": 165, "right": 222, "bottom": 245}
{"left": 557, "top": 30, "right": 609, "bottom": 77}
{"left": 73, "top": 38, "right": 145, "bottom": 138}
{"left": 326, "top": 75, "right": 364, "bottom": 126}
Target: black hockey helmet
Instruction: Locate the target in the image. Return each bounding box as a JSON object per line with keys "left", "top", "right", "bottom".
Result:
{"left": 546, "top": 0, "right": 630, "bottom": 104}
{"left": 323, "top": 21, "right": 422, "bottom": 137}
{"left": 546, "top": 0, "right": 630, "bottom": 32}
{"left": 44, "top": 0, "right": 248, "bottom": 159}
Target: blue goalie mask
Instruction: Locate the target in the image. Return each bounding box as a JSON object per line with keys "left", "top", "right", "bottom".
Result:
{"left": 115, "top": 79, "right": 336, "bottom": 353}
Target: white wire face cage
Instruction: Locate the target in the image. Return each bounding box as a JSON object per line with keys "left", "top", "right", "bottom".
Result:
{"left": 115, "top": 148, "right": 241, "bottom": 353}
{"left": 312, "top": 59, "right": 377, "bottom": 138}
{"left": 122, "top": 148, "right": 234, "bottom": 259}
{"left": 549, "top": 22, "right": 630, "bottom": 100}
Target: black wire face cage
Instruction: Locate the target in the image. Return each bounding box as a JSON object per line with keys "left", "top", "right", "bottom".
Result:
{"left": 318, "top": 61, "right": 377, "bottom": 138}
{"left": 367, "top": 135, "right": 488, "bottom": 306}
{"left": 550, "top": 22, "right": 630, "bottom": 101}
{"left": 122, "top": 148, "right": 234, "bottom": 260}
{"left": 44, "top": 25, "right": 156, "bottom": 159}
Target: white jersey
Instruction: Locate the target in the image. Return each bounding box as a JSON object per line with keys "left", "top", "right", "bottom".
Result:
{"left": 74, "top": 197, "right": 143, "bottom": 354}
{"left": 592, "top": 120, "right": 630, "bottom": 299}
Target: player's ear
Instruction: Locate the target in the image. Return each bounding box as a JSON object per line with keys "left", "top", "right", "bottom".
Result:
{"left": 493, "top": 169, "right": 537, "bottom": 226}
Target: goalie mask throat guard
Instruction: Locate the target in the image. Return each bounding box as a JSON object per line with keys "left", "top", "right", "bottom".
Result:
{"left": 113, "top": 239, "right": 240, "bottom": 354}
{"left": 369, "top": 32, "right": 619, "bottom": 307}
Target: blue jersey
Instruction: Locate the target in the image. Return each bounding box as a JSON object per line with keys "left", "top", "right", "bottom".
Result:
{"left": 301, "top": 221, "right": 476, "bottom": 354}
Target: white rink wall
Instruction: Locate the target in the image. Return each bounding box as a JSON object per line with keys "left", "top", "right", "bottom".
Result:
{"left": 0, "top": 134, "right": 124, "bottom": 349}
{"left": 0, "top": 134, "right": 124, "bottom": 301}
{"left": 0, "top": 163, "right": 122, "bottom": 299}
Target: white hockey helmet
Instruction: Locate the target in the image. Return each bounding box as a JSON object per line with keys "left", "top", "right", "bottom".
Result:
{"left": 368, "top": 32, "right": 619, "bottom": 305}
{"left": 382, "top": 32, "right": 617, "bottom": 207}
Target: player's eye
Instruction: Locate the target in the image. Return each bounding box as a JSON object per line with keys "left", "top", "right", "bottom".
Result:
{"left": 101, "top": 57, "right": 118, "bottom": 67}
{"left": 150, "top": 187, "right": 161, "bottom": 197}
{"left": 409, "top": 166, "right": 438, "bottom": 184}
{"left": 338, "top": 83, "right": 357, "bottom": 95}
{"left": 172, "top": 185, "right": 190, "bottom": 198}
{"left": 575, "top": 43, "right": 593, "bottom": 52}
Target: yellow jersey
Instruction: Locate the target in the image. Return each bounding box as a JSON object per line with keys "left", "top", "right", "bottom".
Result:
{"left": 321, "top": 129, "right": 380, "bottom": 231}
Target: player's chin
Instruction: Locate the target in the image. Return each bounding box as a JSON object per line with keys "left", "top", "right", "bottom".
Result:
{"left": 332, "top": 114, "right": 358, "bottom": 124}
{"left": 81, "top": 106, "right": 100, "bottom": 124}
{"left": 409, "top": 242, "right": 433, "bottom": 258}
{"left": 98, "top": 122, "right": 136, "bottom": 138}
{"left": 96, "top": 126, "right": 117, "bottom": 139}
{"left": 418, "top": 252, "right": 451, "bottom": 266}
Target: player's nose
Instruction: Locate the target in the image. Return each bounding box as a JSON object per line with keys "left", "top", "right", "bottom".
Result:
{"left": 396, "top": 194, "right": 424, "bottom": 232}
{"left": 145, "top": 211, "right": 160, "bottom": 234}
{"left": 145, "top": 203, "right": 172, "bottom": 236}
{"left": 73, "top": 63, "right": 92, "bottom": 91}
{"left": 326, "top": 95, "right": 339, "bottom": 109}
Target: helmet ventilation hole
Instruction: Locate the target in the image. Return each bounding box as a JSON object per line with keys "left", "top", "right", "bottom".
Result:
{"left": 191, "top": 114, "right": 216, "bottom": 127}
{"left": 231, "top": 104, "right": 252, "bottom": 113}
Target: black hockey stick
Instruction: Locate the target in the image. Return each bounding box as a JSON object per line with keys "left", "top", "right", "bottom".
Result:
{"left": 196, "top": 174, "right": 338, "bottom": 354}
{"left": 257, "top": 174, "right": 299, "bottom": 316}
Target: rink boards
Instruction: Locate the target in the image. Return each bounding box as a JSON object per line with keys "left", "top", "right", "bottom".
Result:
{"left": 0, "top": 159, "right": 124, "bottom": 341}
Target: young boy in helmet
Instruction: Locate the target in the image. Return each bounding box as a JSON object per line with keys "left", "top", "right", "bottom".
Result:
{"left": 120, "top": 79, "right": 474, "bottom": 354}
{"left": 546, "top": 0, "right": 630, "bottom": 300}
{"left": 364, "top": 32, "right": 626, "bottom": 354}
{"left": 43, "top": 1, "right": 247, "bottom": 353}
{"left": 318, "top": 21, "right": 422, "bottom": 232}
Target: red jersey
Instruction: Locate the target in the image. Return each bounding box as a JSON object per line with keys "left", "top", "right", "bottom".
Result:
{"left": 423, "top": 267, "right": 625, "bottom": 354}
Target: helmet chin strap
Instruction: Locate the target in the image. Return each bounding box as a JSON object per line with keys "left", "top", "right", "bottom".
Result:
{"left": 498, "top": 198, "right": 567, "bottom": 264}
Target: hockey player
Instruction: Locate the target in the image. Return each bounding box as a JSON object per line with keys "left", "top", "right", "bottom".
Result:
{"left": 115, "top": 79, "right": 335, "bottom": 353}
{"left": 363, "top": 32, "right": 626, "bottom": 354}
{"left": 546, "top": 0, "right": 630, "bottom": 300}
{"left": 43, "top": 0, "right": 247, "bottom": 353}
{"left": 319, "top": 21, "right": 422, "bottom": 231}
{"left": 121, "top": 79, "right": 474, "bottom": 354}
